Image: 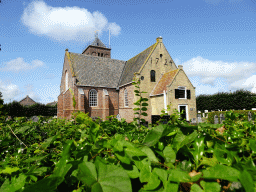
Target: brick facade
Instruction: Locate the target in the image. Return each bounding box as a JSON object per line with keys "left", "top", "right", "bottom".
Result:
{"left": 82, "top": 46, "right": 111, "bottom": 58}
{"left": 57, "top": 37, "right": 197, "bottom": 124}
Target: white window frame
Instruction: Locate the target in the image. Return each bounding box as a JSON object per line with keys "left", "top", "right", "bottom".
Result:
{"left": 124, "top": 88, "right": 128, "bottom": 107}
{"left": 89, "top": 89, "right": 97, "bottom": 107}
{"left": 178, "top": 86, "right": 186, "bottom": 99}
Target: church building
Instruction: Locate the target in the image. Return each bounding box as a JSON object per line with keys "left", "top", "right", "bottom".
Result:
{"left": 57, "top": 35, "right": 197, "bottom": 124}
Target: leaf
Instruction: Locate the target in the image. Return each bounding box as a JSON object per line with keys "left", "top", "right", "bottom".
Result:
{"left": 153, "top": 168, "right": 168, "bottom": 185}
{"left": 115, "top": 151, "right": 131, "bottom": 164}
{"left": 0, "top": 167, "right": 19, "bottom": 174}
{"left": 14, "top": 126, "right": 30, "bottom": 134}
{"left": 23, "top": 177, "right": 62, "bottom": 192}
{"left": 143, "top": 172, "right": 161, "bottom": 190}
{"left": 168, "top": 169, "right": 191, "bottom": 182}
{"left": 124, "top": 146, "right": 147, "bottom": 160}
{"left": 202, "top": 164, "right": 240, "bottom": 182}
{"left": 249, "top": 139, "right": 256, "bottom": 154}
{"left": 41, "top": 135, "right": 57, "bottom": 150}
{"left": 198, "top": 156, "right": 218, "bottom": 167}
{"left": 191, "top": 137, "right": 205, "bottom": 167}
{"left": 239, "top": 170, "right": 255, "bottom": 192}
{"left": 140, "top": 146, "right": 159, "bottom": 162}
{"left": 121, "top": 164, "right": 139, "bottom": 179}
{"left": 24, "top": 155, "right": 48, "bottom": 163}
{"left": 172, "top": 130, "right": 198, "bottom": 152}
{"left": 190, "top": 183, "right": 203, "bottom": 192}
{"left": 163, "top": 146, "right": 176, "bottom": 164}
{"left": 213, "top": 145, "right": 232, "bottom": 166}
{"left": 77, "top": 158, "right": 132, "bottom": 192}
{"left": 52, "top": 140, "right": 73, "bottom": 177}
{"left": 143, "top": 124, "right": 165, "bottom": 147}
{"left": 164, "top": 182, "right": 179, "bottom": 192}
{"left": 32, "top": 167, "right": 48, "bottom": 176}
{"left": 200, "top": 180, "right": 221, "bottom": 192}
{"left": 0, "top": 174, "right": 26, "bottom": 192}
{"left": 134, "top": 159, "right": 151, "bottom": 183}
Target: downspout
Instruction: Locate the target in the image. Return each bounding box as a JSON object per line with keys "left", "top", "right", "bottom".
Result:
{"left": 164, "top": 90, "right": 167, "bottom": 113}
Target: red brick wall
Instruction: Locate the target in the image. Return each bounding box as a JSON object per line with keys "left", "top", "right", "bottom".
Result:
{"left": 119, "top": 84, "right": 135, "bottom": 123}
{"left": 57, "top": 93, "right": 63, "bottom": 118}
{"left": 119, "top": 83, "right": 153, "bottom": 124}
{"left": 82, "top": 46, "right": 111, "bottom": 58}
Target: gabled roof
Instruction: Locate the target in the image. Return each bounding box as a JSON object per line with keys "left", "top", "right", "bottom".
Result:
{"left": 19, "top": 95, "right": 37, "bottom": 105}
{"left": 69, "top": 52, "right": 126, "bottom": 88}
{"left": 150, "top": 69, "right": 179, "bottom": 96}
{"left": 90, "top": 37, "right": 106, "bottom": 47}
{"left": 118, "top": 43, "right": 157, "bottom": 87}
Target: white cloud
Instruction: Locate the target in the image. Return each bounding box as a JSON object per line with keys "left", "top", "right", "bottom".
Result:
{"left": 0, "top": 57, "right": 44, "bottom": 73}
{"left": 181, "top": 56, "right": 256, "bottom": 95}
{"left": 108, "top": 22, "right": 121, "bottom": 36}
{"left": 0, "top": 80, "right": 21, "bottom": 103}
{"left": 21, "top": 1, "right": 121, "bottom": 42}
{"left": 183, "top": 56, "right": 256, "bottom": 85}
{"left": 230, "top": 75, "right": 256, "bottom": 90}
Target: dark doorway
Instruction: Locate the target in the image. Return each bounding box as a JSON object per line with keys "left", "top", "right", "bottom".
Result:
{"left": 151, "top": 115, "right": 170, "bottom": 125}
{"left": 179, "top": 106, "right": 186, "bottom": 120}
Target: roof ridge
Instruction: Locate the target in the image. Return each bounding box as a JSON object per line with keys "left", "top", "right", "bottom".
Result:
{"left": 126, "top": 43, "right": 156, "bottom": 62}
{"left": 138, "top": 42, "right": 158, "bottom": 74}
{"left": 69, "top": 52, "right": 126, "bottom": 62}
{"left": 66, "top": 51, "right": 75, "bottom": 77}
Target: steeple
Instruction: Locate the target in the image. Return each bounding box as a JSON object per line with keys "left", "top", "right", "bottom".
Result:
{"left": 82, "top": 31, "right": 111, "bottom": 58}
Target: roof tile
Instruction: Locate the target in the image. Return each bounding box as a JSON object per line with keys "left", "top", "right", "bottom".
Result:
{"left": 150, "top": 69, "right": 179, "bottom": 96}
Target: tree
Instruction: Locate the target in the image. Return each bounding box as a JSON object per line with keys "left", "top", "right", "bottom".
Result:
{"left": 0, "top": 92, "right": 8, "bottom": 122}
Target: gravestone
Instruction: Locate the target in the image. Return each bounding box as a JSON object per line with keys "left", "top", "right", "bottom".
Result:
{"left": 197, "top": 114, "right": 202, "bottom": 123}
{"left": 191, "top": 118, "right": 197, "bottom": 124}
{"left": 248, "top": 111, "right": 252, "bottom": 121}
{"left": 5, "top": 116, "right": 12, "bottom": 122}
{"left": 116, "top": 114, "right": 121, "bottom": 121}
{"left": 220, "top": 113, "right": 225, "bottom": 124}
{"left": 30, "top": 116, "right": 39, "bottom": 122}
{"left": 214, "top": 115, "right": 219, "bottom": 124}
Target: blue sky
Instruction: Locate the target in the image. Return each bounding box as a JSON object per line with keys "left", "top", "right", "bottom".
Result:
{"left": 1, "top": 0, "right": 256, "bottom": 105}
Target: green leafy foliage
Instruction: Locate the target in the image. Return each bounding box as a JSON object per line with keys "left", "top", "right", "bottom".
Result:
{"left": 1, "top": 85, "right": 256, "bottom": 192}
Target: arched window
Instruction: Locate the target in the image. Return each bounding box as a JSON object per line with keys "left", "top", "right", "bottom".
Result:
{"left": 124, "top": 89, "right": 128, "bottom": 107}
{"left": 150, "top": 70, "right": 155, "bottom": 82}
{"left": 89, "top": 89, "right": 97, "bottom": 106}
{"left": 65, "top": 71, "right": 68, "bottom": 91}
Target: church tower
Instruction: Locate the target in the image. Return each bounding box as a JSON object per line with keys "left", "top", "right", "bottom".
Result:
{"left": 82, "top": 32, "right": 111, "bottom": 58}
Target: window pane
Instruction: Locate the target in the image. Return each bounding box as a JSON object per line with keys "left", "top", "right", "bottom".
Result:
{"left": 151, "top": 70, "right": 155, "bottom": 82}
{"left": 179, "top": 90, "right": 185, "bottom": 98}
{"left": 89, "top": 90, "right": 97, "bottom": 106}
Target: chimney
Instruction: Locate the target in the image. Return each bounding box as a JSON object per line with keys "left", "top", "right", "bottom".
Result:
{"left": 156, "top": 36, "right": 163, "bottom": 43}
{"left": 178, "top": 65, "right": 183, "bottom": 70}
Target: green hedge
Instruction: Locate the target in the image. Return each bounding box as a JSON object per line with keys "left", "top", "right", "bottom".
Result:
{"left": 206, "top": 110, "right": 256, "bottom": 124}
